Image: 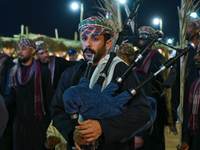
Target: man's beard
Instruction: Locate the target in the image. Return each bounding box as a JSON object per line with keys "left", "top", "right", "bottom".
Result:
{"left": 18, "top": 57, "right": 30, "bottom": 64}
{"left": 42, "top": 56, "right": 50, "bottom": 63}
{"left": 186, "top": 31, "right": 196, "bottom": 41}
{"left": 83, "top": 47, "right": 106, "bottom": 64}
{"left": 138, "top": 39, "right": 151, "bottom": 50}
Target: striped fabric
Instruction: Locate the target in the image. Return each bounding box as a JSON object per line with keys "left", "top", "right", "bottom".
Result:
{"left": 190, "top": 17, "right": 200, "bottom": 29}
{"left": 18, "top": 37, "right": 36, "bottom": 49}
{"left": 188, "top": 76, "right": 200, "bottom": 135}
{"left": 35, "top": 40, "right": 48, "bottom": 53}
{"left": 139, "top": 26, "right": 156, "bottom": 37}
{"left": 78, "top": 16, "right": 115, "bottom": 36}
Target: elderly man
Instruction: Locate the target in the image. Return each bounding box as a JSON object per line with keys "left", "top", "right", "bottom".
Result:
{"left": 35, "top": 41, "right": 79, "bottom": 93}
{"left": 4, "top": 37, "right": 53, "bottom": 150}
{"left": 51, "top": 16, "right": 151, "bottom": 150}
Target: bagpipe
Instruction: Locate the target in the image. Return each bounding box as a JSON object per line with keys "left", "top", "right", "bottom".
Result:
{"left": 62, "top": 0, "right": 196, "bottom": 149}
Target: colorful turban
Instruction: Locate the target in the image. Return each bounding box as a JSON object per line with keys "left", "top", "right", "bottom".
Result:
{"left": 35, "top": 41, "right": 48, "bottom": 53}
{"left": 138, "top": 26, "right": 156, "bottom": 37}
{"left": 18, "top": 37, "right": 36, "bottom": 49}
{"left": 78, "top": 16, "right": 115, "bottom": 37}
{"left": 190, "top": 17, "right": 200, "bottom": 29}
{"left": 117, "top": 44, "right": 135, "bottom": 62}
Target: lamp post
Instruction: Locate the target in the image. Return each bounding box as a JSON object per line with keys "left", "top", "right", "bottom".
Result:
{"left": 71, "top": 2, "right": 84, "bottom": 23}
{"left": 167, "top": 38, "right": 174, "bottom": 46}
{"left": 190, "top": 12, "right": 197, "bottom": 18}
{"left": 71, "top": 2, "right": 84, "bottom": 41}
{"left": 153, "top": 18, "right": 162, "bottom": 31}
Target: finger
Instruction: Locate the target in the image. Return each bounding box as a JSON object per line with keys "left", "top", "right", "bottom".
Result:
{"left": 78, "top": 119, "right": 92, "bottom": 125}
{"left": 84, "top": 137, "right": 96, "bottom": 143}
{"left": 75, "top": 142, "right": 81, "bottom": 150}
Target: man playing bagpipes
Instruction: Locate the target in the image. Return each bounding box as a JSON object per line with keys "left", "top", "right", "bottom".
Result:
{"left": 50, "top": 16, "right": 152, "bottom": 150}
{"left": 133, "top": 26, "right": 167, "bottom": 150}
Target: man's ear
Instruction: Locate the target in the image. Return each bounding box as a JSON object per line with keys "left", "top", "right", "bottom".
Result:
{"left": 105, "top": 39, "right": 112, "bottom": 51}
{"left": 32, "top": 48, "right": 36, "bottom": 55}
{"left": 196, "top": 28, "right": 200, "bottom": 34}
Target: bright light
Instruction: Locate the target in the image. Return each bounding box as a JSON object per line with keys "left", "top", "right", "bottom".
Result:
{"left": 153, "top": 18, "right": 160, "bottom": 25}
{"left": 71, "top": 2, "right": 79, "bottom": 10}
{"left": 167, "top": 39, "right": 173, "bottom": 44}
{"left": 190, "top": 12, "right": 197, "bottom": 18}
{"left": 119, "top": 0, "right": 126, "bottom": 3}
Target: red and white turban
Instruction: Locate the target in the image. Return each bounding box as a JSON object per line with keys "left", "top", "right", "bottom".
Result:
{"left": 18, "top": 37, "right": 36, "bottom": 49}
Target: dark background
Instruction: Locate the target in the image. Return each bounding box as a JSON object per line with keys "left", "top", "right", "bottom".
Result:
{"left": 0, "top": 0, "right": 197, "bottom": 44}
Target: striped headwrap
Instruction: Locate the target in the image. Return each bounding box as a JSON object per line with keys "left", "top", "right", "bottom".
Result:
{"left": 35, "top": 41, "right": 48, "bottom": 53}
{"left": 117, "top": 44, "right": 135, "bottom": 63}
{"left": 18, "top": 37, "right": 36, "bottom": 49}
{"left": 78, "top": 16, "right": 115, "bottom": 36}
{"left": 139, "top": 26, "right": 156, "bottom": 37}
{"left": 190, "top": 17, "right": 200, "bottom": 29}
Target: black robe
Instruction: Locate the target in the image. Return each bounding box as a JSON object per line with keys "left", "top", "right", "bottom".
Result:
{"left": 0, "top": 56, "right": 15, "bottom": 150}
{"left": 171, "top": 48, "right": 199, "bottom": 142}
{"left": 183, "top": 82, "right": 200, "bottom": 150}
{"left": 0, "top": 94, "right": 8, "bottom": 138}
{"left": 38, "top": 56, "right": 80, "bottom": 93}
{"left": 51, "top": 60, "right": 151, "bottom": 150}
{"left": 134, "top": 50, "right": 167, "bottom": 150}
{"left": 4, "top": 62, "right": 53, "bottom": 150}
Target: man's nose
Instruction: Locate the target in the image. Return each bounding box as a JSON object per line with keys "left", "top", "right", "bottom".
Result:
{"left": 86, "top": 38, "right": 92, "bottom": 48}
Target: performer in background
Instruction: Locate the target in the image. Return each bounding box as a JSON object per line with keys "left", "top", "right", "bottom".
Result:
{"left": 133, "top": 26, "right": 167, "bottom": 150}
{"left": 35, "top": 41, "right": 79, "bottom": 93}
{"left": 51, "top": 16, "right": 151, "bottom": 150}
{"left": 0, "top": 94, "right": 8, "bottom": 138}
{"left": 0, "top": 53, "right": 15, "bottom": 150}
{"left": 171, "top": 18, "right": 200, "bottom": 150}
{"left": 117, "top": 44, "right": 152, "bottom": 149}
{"left": 4, "top": 37, "right": 53, "bottom": 150}
{"left": 178, "top": 44, "right": 200, "bottom": 150}
{"left": 67, "top": 49, "right": 79, "bottom": 61}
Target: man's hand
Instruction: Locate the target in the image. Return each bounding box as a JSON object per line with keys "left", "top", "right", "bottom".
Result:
{"left": 76, "top": 119, "right": 102, "bottom": 143}
{"left": 45, "top": 136, "right": 61, "bottom": 149}
{"left": 73, "top": 128, "right": 89, "bottom": 150}
{"left": 135, "top": 136, "right": 144, "bottom": 149}
{"left": 178, "top": 142, "right": 189, "bottom": 150}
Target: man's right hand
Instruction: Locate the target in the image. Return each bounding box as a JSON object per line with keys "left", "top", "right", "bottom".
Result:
{"left": 178, "top": 142, "right": 189, "bottom": 150}
{"left": 73, "top": 128, "right": 89, "bottom": 150}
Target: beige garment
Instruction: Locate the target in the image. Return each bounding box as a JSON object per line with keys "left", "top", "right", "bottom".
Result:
{"left": 89, "top": 54, "right": 124, "bottom": 89}
{"left": 46, "top": 120, "right": 67, "bottom": 150}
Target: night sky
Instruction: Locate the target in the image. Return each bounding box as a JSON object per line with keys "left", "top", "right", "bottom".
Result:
{"left": 0, "top": 0, "right": 197, "bottom": 44}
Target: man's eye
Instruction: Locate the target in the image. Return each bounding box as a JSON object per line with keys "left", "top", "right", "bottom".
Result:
{"left": 82, "top": 37, "right": 87, "bottom": 41}
{"left": 93, "top": 38, "right": 98, "bottom": 41}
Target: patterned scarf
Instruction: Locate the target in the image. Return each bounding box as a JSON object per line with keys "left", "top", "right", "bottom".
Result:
{"left": 78, "top": 16, "right": 115, "bottom": 36}
{"left": 9, "top": 59, "right": 45, "bottom": 120}
{"left": 188, "top": 76, "right": 200, "bottom": 135}
{"left": 48, "top": 56, "right": 55, "bottom": 86}
{"left": 140, "top": 50, "right": 157, "bottom": 74}
{"left": 117, "top": 44, "right": 135, "bottom": 63}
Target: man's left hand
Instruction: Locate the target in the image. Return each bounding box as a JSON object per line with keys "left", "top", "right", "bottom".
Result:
{"left": 75, "top": 119, "right": 102, "bottom": 143}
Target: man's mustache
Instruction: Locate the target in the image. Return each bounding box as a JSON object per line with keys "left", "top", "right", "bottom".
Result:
{"left": 83, "top": 48, "right": 96, "bottom": 54}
